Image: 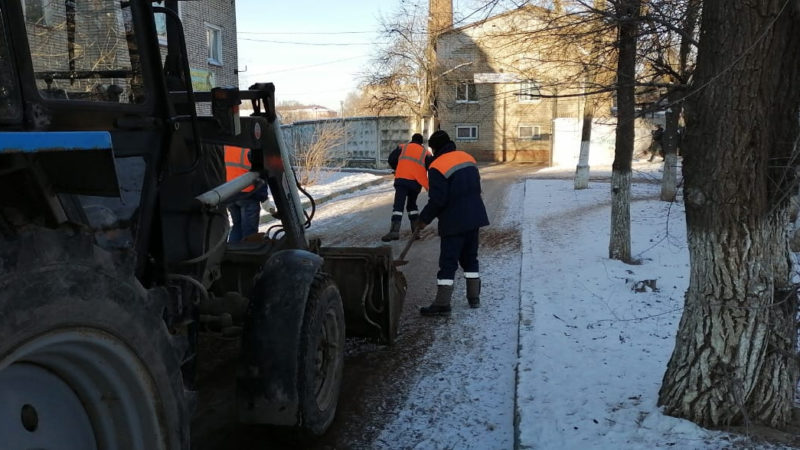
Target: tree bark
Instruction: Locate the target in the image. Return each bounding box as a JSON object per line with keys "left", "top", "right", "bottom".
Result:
{"left": 661, "top": 0, "right": 699, "bottom": 202}
{"left": 659, "top": 0, "right": 800, "bottom": 428}
{"left": 660, "top": 88, "right": 681, "bottom": 202}
{"left": 608, "top": 0, "right": 640, "bottom": 262}
{"left": 574, "top": 98, "right": 594, "bottom": 190}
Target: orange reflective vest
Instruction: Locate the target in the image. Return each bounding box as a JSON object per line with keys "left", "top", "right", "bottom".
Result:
{"left": 395, "top": 142, "right": 430, "bottom": 190}
{"left": 224, "top": 145, "right": 254, "bottom": 192}
{"left": 429, "top": 149, "right": 478, "bottom": 179}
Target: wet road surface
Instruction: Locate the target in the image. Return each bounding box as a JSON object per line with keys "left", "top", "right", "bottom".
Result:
{"left": 190, "top": 163, "right": 540, "bottom": 449}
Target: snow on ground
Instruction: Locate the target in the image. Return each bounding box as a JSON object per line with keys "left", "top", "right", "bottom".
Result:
{"left": 375, "top": 182, "right": 525, "bottom": 450}
{"left": 517, "top": 175, "right": 796, "bottom": 449}
{"left": 258, "top": 170, "right": 387, "bottom": 225}
{"left": 301, "top": 170, "right": 386, "bottom": 199}
{"left": 282, "top": 163, "right": 797, "bottom": 449}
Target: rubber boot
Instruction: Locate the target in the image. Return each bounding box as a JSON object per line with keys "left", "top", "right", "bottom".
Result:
{"left": 420, "top": 284, "right": 453, "bottom": 316}
{"left": 466, "top": 278, "right": 481, "bottom": 308}
{"left": 381, "top": 220, "right": 401, "bottom": 242}
{"left": 409, "top": 214, "right": 421, "bottom": 239}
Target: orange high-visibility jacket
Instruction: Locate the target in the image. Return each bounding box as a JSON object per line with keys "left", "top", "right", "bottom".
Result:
{"left": 224, "top": 145, "right": 254, "bottom": 192}
{"left": 395, "top": 142, "right": 430, "bottom": 190}
{"left": 429, "top": 150, "right": 478, "bottom": 179}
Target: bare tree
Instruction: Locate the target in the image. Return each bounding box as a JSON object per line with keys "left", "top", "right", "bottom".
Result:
{"left": 659, "top": 0, "right": 800, "bottom": 428}
{"left": 360, "top": 1, "right": 433, "bottom": 126}
{"left": 636, "top": 0, "right": 700, "bottom": 201}
{"left": 574, "top": 0, "right": 609, "bottom": 190}
{"left": 608, "top": 0, "right": 641, "bottom": 263}
{"left": 291, "top": 122, "right": 345, "bottom": 186}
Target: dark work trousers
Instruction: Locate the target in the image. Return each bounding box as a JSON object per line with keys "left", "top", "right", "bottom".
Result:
{"left": 437, "top": 228, "right": 480, "bottom": 283}
{"left": 227, "top": 198, "right": 261, "bottom": 242}
{"left": 391, "top": 183, "right": 422, "bottom": 223}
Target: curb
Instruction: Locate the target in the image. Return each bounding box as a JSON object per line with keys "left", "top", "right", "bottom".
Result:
{"left": 301, "top": 176, "right": 391, "bottom": 209}
{"left": 259, "top": 175, "right": 393, "bottom": 225}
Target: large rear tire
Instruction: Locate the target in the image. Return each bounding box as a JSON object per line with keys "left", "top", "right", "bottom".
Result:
{"left": 0, "top": 228, "right": 190, "bottom": 450}
{"left": 297, "top": 274, "right": 345, "bottom": 436}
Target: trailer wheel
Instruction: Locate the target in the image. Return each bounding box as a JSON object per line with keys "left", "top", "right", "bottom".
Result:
{"left": 0, "top": 228, "right": 190, "bottom": 450}
{"left": 297, "top": 274, "right": 345, "bottom": 436}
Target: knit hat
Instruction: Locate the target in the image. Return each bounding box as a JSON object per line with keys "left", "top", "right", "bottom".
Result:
{"left": 428, "top": 130, "right": 450, "bottom": 152}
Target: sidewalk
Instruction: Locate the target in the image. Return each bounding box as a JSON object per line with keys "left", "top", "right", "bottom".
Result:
{"left": 512, "top": 173, "right": 755, "bottom": 449}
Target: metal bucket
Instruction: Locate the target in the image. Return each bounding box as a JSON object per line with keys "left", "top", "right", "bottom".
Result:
{"left": 319, "top": 246, "right": 406, "bottom": 345}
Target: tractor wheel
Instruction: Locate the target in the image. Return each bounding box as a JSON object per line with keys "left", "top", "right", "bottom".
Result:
{"left": 297, "top": 274, "right": 345, "bottom": 436}
{"left": 0, "top": 227, "right": 190, "bottom": 450}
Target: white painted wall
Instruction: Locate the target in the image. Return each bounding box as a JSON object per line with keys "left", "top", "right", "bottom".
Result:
{"left": 551, "top": 118, "right": 658, "bottom": 167}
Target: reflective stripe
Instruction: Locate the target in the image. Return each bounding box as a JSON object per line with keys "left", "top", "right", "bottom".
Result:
{"left": 392, "top": 211, "right": 404, "bottom": 216}
{"left": 442, "top": 161, "right": 476, "bottom": 178}
{"left": 227, "top": 162, "right": 249, "bottom": 170}
{"left": 464, "top": 272, "right": 480, "bottom": 279}
{"left": 399, "top": 143, "right": 427, "bottom": 165}
{"left": 224, "top": 145, "right": 254, "bottom": 192}
{"left": 395, "top": 142, "right": 430, "bottom": 190}
{"left": 407, "top": 210, "right": 419, "bottom": 215}
{"left": 437, "top": 279, "right": 454, "bottom": 286}
{"left": 430, "top": 150, "right": 477, "bottom": 179}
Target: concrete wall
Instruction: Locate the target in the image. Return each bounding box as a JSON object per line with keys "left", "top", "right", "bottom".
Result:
{"left": 280, "top": 116, "right": 423, "bottom": 169}
{"left": 551, "top": 118, "right": 659, "bottom": 167}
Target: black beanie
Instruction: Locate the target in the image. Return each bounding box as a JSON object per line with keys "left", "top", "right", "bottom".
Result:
{"left": 428, "top": 130, "right": 450, "bottom": 151}
{"left": 411, "top": 133, "right": 423, "bottom": 144}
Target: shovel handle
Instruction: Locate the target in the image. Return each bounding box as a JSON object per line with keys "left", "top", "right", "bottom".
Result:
{"left": 397, "top": 228, "right": 421, "bottom": 262}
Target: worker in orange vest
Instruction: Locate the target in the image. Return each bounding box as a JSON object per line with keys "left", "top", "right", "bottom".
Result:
{"left": 381, "top": 133, "right": 433, "bottom": 241}
{"left": 413, "top": 130, "right": 489, "bottom": 315}
{"left": 224, "top": 145, "right": 269, "bottom": 242}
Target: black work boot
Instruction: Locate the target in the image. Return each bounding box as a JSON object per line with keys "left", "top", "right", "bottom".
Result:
{"left": 420, "top": 284, "right": 453, "bottom": 316}
{"left": 381, "top": 220, "right": 401, "bottom": 242}
{"left": 409, "top": 214, "right": 421, "bottom": 239}
{"left": 466, "top": 278, "right": 481, "bottom": 308}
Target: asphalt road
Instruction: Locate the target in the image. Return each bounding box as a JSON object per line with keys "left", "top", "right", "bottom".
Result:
{"left": 190, "top": 163, "right": 540, "bottom": 450}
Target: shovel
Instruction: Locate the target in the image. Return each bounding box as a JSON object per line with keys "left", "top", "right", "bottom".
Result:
{"left": 393, "top": 228, "right": 421, "bottom": 267}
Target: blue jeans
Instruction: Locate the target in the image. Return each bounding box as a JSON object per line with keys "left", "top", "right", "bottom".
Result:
{"left": 227, "top": 198, "right": 261, "bottom": 242}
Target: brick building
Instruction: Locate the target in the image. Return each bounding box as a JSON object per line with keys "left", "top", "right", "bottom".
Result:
{"left": 21, "top": 0, "right": 238, "bottom": 103}
{"left": 433, "top": 5, "right": 589, "bottom": 164}
{"left": 173, "top": 0, "right": 239, "bottom": 91}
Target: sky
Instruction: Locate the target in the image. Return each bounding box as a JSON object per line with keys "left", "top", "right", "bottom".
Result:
{"left": 255, "top": 160, "right": 799, "bottom": 448}
{"left": 234, "top": 0, "right": 527, "bottom": 111}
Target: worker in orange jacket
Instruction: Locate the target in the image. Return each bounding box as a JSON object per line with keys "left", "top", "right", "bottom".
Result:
{"left": 224, "top": 145, "right": 269, "bottom": 242}
{"left": 381, "top": 133, "right": 433, "bottom": 241}
{"left": 413, "top": 130, "right": 489, "bottom": 315}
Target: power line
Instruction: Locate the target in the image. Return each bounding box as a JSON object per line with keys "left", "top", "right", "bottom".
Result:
{"left": 239, "top": 38, "right": 375, "bottom": 46}
{"left": 241, "top": 55, "right": 369, "bottom": 76}
{"left": 237, "top": 30, "right": 378, "bottom": 35}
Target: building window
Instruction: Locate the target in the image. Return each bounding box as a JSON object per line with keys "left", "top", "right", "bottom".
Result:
{"left": 23, "top": 0, "right": 57, "bottom": 27}
{"left": 455, "top": 125, "right": 478, "bottom": 141}
{"left": 456, "top": 81, "right": 478, "bottom": 103}
{"left": 518, "top": 80, "right": 541, "bottom": 102}
{"left": 519, "top": 125, "right": 542, "bottom": 140}
{"left": 206, "top": 23, "right": 223, "bottom": 66}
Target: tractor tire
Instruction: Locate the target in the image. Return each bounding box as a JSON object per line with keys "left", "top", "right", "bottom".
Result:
{"left": 0, "top": 227, "right": 191, "bottom": 450}
{"left": 297, "top": 274, "right": 345, "bottom": 436}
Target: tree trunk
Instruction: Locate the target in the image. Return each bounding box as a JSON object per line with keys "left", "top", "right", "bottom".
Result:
{"left": 608, "top": 0, "right": 640, "bottom": 262}
{"left": 661, "top": 0, "right": 699, "bottom": 202}
{"left": 574, "top": 98, "right": 594, "bottom": 190}
{"left": 659, "top": 0, "right": 800, "bottom": 428}
{"left": 660, "top": 88, "right": 681, "bottom": 202}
